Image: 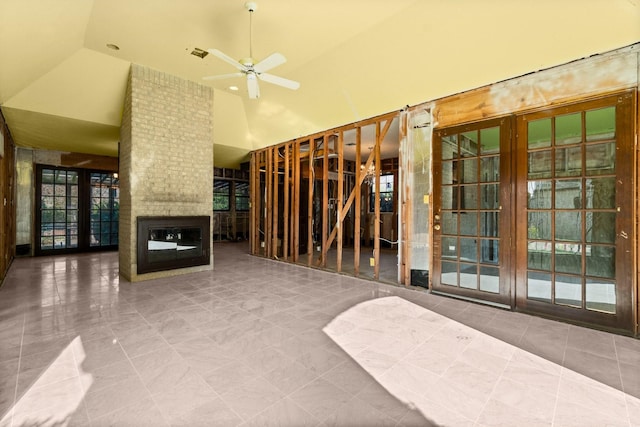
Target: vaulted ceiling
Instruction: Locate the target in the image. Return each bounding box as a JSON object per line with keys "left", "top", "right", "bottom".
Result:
{"left": 1, "top": 0, "right": 638, "bottom": 168}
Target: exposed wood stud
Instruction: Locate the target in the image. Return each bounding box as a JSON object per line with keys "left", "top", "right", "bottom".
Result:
{"left": 284, "top": 143, "right": 290, "bottom": 261}
{"left": 337, "top": 131, "right": 344, "bottom": 273}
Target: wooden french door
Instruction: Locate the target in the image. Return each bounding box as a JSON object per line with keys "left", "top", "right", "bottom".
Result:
{"left": 515, "top": 92, "right": 635, "bottom": 332}
{"left": 432, "top": 117, "right": 513, "bottom": 307}
{"left": 432, "top": 92, "right": 635, "bottom": 332}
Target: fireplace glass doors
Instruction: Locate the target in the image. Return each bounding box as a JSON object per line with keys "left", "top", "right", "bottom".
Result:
{"left": 137, "top": 216, "right": 210, "bottom": 274}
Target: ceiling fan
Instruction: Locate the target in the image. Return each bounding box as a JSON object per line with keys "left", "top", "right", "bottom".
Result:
{"left": 203, "top": 1, "right": 300, "bottom": 99}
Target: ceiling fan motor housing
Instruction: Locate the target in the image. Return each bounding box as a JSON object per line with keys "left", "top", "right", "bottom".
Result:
{"left": 245, "top": 2, "right": 257, "bottom": 12}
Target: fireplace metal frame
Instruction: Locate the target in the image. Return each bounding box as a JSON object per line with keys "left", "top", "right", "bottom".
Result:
{"left": 137, "top": 216, "right": 210, "bottom": 275}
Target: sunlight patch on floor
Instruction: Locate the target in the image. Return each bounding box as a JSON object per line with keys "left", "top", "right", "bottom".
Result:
{"left": 323, "top": 296, "right": 639, "bottom": 426}
{"left": 1, "top": 336, "right": 93, "bottom": 427}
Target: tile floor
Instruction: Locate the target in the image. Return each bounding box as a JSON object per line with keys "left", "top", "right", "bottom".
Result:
{"left": 0, "top": 242, "right": 639, "bottom": 426}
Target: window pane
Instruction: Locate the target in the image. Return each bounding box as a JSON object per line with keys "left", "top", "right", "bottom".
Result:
{"left": 460, "top": 213, "right": 477, "bottom": 236}
{"left": 461, "top": 185, "right": 477, "bottom": 209}
{"left": 555, "top": 246, "right": 581, "bottom": 275}
{"left": 442, "top": 160, "right": 457, "bottom": 185}
{"left": 528, "top": 271, "right": 552, "bottom": 302}
{"left": 441, "top": 212, "right": 457, "bottom": 235}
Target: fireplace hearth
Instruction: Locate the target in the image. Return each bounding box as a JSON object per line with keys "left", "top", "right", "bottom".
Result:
{"left": 137, "top": 216, "right": 210, "bottom": 275}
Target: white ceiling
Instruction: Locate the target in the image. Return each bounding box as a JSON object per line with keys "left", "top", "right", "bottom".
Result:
{"left": 0, "top": 0, "right": 638, "bottom": 168}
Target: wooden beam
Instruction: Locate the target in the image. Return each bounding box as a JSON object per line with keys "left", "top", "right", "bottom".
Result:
{"left": 354, "top": 127, "right": 362, "bottom": 276}
{"left": 293, "top": 142, "right": 300, "bottom": 262}
{"left": 266, "top": 147, "right": 273, "bottom": 257}
{"left": 249, "top": 152, "right": 256, "bottom": 254}
{"left": 283, "top": 143, "right": 290, "bottom": 261}
{"left": 307, "top": 139, "right": 314, "bottom": 266}
{"left": 374, "top": 122, "right": 381, "bottom": 280}
{"left": 272, "top": 146, "right": 279, "bottom": 258}
{"left": 337, "top": 131, "right": 344, "bottom": 273}
{"left": 321, "top": 135, "right": 329, "bottom": 267}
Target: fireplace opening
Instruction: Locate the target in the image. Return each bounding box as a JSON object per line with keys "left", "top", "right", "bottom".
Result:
{"left": 137, "top": 216, "right": 210, "bottom": 274}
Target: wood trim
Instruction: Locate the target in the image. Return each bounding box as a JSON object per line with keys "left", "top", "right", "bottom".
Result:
{"left": 283, "top": 143, "right": 290, "bottom": 261}
{"left": 337, "top": 131, "right": 344, "bottom": 273}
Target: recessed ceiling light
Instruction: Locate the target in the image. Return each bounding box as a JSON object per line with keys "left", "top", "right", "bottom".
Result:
{"left": 106, "top": 43, "right": 120, "bottom": 51}
{"left": 229, "top": 86, "right": 239, "bottom": 91}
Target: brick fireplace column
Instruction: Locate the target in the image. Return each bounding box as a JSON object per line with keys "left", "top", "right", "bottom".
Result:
{"left": 119, "top": 64, "right": 214, "bottom": 281}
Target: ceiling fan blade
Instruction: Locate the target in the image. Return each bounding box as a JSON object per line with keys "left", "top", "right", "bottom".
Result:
{"left": 259, "top": 73, "right": 300, "bottom": 90}
{"left": 254, "top": 52, "right": 286, "bottom": 73}
{"left": 208, "top": 49, "right": 245, "bottom": 71}
{"left": 202, "top": 72, "right": 244, "bottom": 81}
{"left": 247, "top": 73, "right": 260, "bottom": 99}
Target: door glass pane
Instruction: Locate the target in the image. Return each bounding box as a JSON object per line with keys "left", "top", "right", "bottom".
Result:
{"left": 480, "top": 184, "right": 499, "bottom": 209}
{"left": 586, "top": 177, "right": 615, "bottom": 209}
{"left": 441, "top": 212, "right": 457, "bottom": 235}
{"left": 586, "top": 107, "right": 615, "bottom": 142}
{"left": 442, "top": 160, "right": 457, "bottom": 184}
{"left": 480, "top": 156, "right": 499, "bottom": 182}
{"left": 554, "top": 179, "right": 582, "bottom": 209}
{"left": 480, "top": 213, "right": 499, "bottom": 237}
{"left": 555, "top": 247, "right": 581, "bottom": 275}
{"left": 459, "top": 237, "right": 477, "bottom": 262}
{"left": 555, "top": 146, "right": 582, "bottom": 177}
{"left": 461, "top": 159, "right": 478, "bottom": 183}
{"left": 480, "top": 239, "right": 499, "bottom": 264}
{"left": 441, "top": 237, "right": 457, "bottom": 260}
{"left": 527, "top": 181, "right": 551, "bottom": 209}
{"left": 555, "top": 275, "right": 582, "bottom": 307}
{"left": 479, "top": 266, "right": 500, "bottom": 293}
{"left": 460, "top": 131, "right": 477, "bottom": 157}
{"left": 480, "top": 127, "right": 500, "bottom": 154}
{"left": 528, "top": 241, "right": 551, "bottom": 271}
{"left": 528, "top": 212, "right": 551, "bottom": 240}
{"left": 460, "top": 263, "right": 477, "bottom": 289}
{"left": 586, "top": 278, "right": 616, "bottom": 313}
{"left": 555, "top": 212, "right": 581, "bottom": 241}
{"left": 441, "top": 261, "right": 457, "bottom": 285}
{"left": 441, "top": 186, "right": 454, "bottom": 209}
{"left": 441, "top": 135, "right": 458, "bottom": 160}
{"left": 585, "top": 142, "right": 615, "bottom": 175}
{"left": 586, "top": 212, "right": 615, "bottom": 244}
{"left": 528, "top": 118, "right": 552, "bottom": 149}
{"left": 528, "top": 271, "right": 552, "bottom": 302}
{"left": 555, "top": 113, "right": 582, "bottom": 145}
{"left": 460, "top": 213, "right": 477, "bottom": 236}
{"left": 90, "top": 172, "right": 120, "bottom": 247}
{"left": 461, "top": 185, "right": 477, "bottom": 209}
{"left": 528, "top": 150, "right": 552, "bottom": 178}
{"left": 586, "top": 246, "right": 615, "bottom": 278}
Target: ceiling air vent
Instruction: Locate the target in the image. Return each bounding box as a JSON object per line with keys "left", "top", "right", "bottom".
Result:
{"left": 190, "top": 48, "right": 209, "bottom": 59}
